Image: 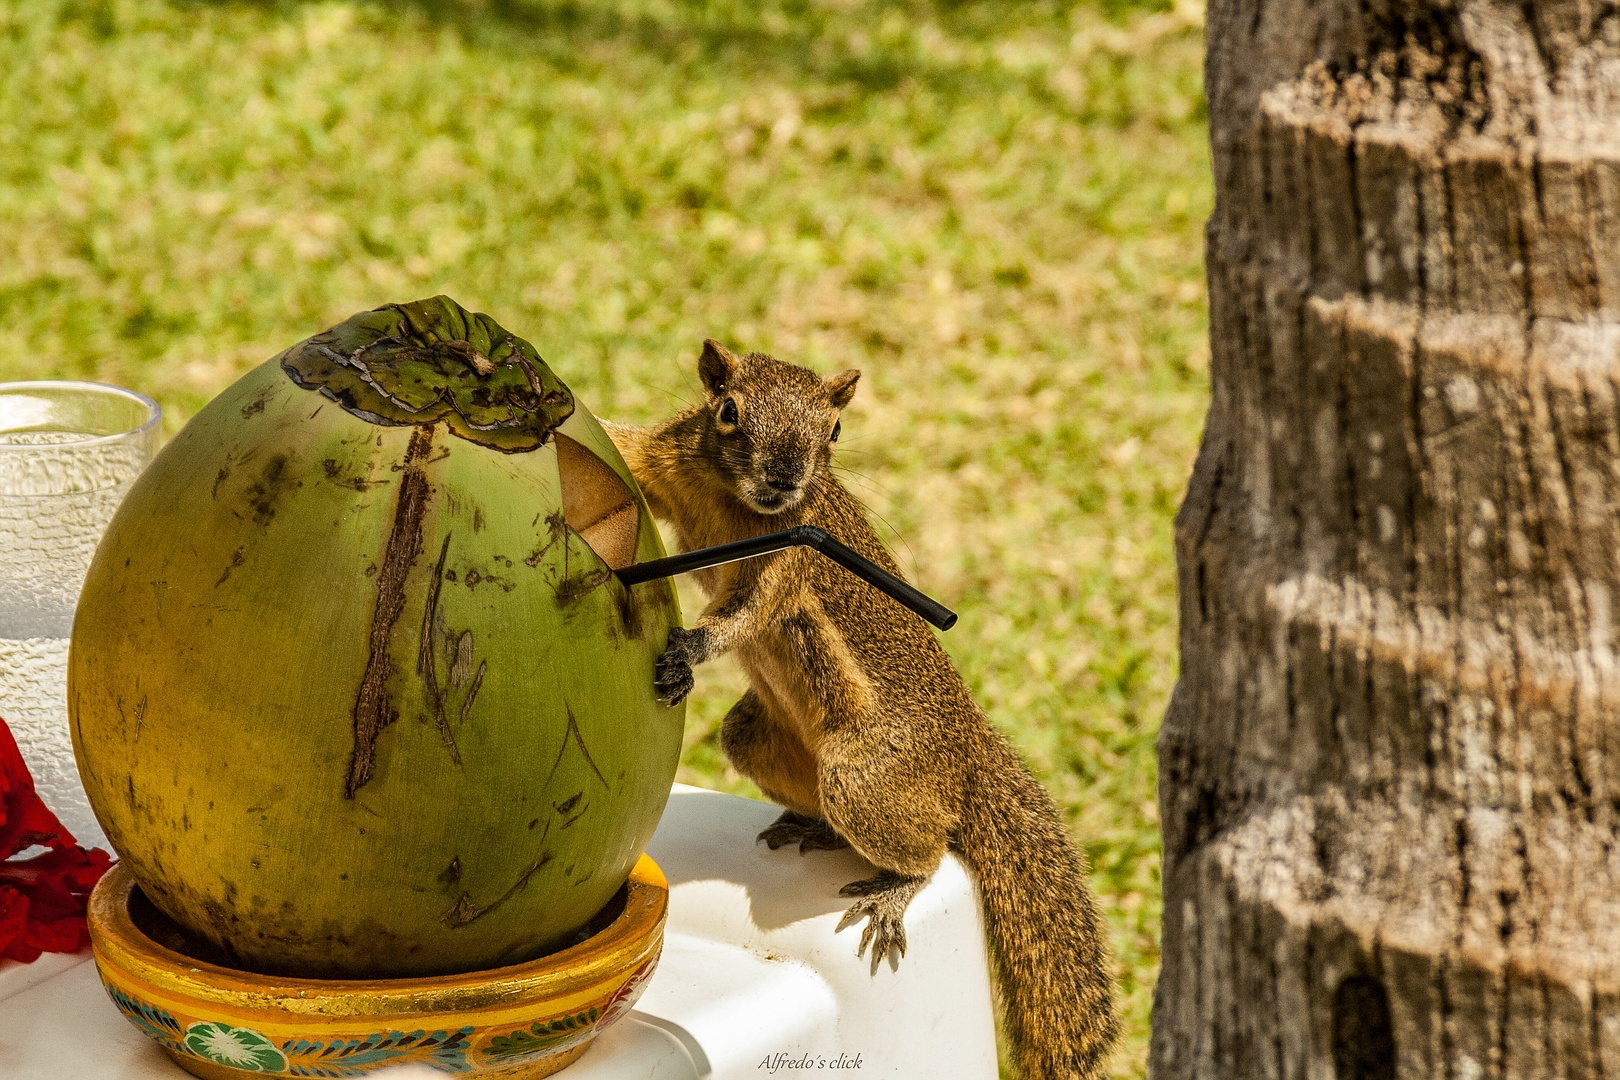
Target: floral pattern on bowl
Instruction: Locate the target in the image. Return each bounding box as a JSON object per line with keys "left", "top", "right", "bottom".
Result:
{"left": 89, "top": 856, "right": 667, "bottom": 1080}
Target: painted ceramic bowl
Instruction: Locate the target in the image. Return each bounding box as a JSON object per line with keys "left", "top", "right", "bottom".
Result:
{"left": 87, "top": 855, "right": 667, "bottom": 1079}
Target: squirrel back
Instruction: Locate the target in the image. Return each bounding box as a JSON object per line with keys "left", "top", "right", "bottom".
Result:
{"left": 605, "top": 341, "right": 1118, "bottom": 1080}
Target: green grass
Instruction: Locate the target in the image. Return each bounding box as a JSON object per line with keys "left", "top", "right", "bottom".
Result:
{"left": 0, "top": 0, "right": 1211, "bottom": 1071}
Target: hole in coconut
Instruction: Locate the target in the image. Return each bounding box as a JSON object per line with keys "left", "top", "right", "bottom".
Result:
{"left": 555, "top": 433, "right": 640, "bottom": 571}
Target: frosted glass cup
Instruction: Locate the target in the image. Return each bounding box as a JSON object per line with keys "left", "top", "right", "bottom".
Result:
{"left": 0, "top": 382, "right": 161, "bottom": 851}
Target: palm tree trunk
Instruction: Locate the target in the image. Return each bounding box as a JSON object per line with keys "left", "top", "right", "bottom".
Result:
{"left": 1154, "top": 1, "right": 1620, "bottom": 1075}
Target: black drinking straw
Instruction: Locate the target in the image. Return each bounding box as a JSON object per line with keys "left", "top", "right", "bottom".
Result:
{"left": 615, "top": 525, "right": 957, "bottom": 631}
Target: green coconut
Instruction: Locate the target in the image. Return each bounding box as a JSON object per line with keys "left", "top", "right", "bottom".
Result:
{"left": 69, "top": 297, "right": 683, "bottom": 978}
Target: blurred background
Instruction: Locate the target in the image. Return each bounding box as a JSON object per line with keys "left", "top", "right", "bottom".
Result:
{"left": 0, "top": 0, "right": 1210, "bottom": 1071}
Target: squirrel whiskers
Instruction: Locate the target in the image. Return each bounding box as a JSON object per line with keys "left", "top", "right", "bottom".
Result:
{"left": 603, "top": 340, "right": 1118, "bottom": 1080}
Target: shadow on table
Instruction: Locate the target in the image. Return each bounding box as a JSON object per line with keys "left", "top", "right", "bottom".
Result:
{"left": 649, "top": 788, "right": 877, "bottom": 934}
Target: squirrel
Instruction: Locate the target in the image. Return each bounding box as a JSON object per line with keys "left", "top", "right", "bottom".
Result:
{"left": 602, "top": 341, "right": 1118, "bottom": 1080}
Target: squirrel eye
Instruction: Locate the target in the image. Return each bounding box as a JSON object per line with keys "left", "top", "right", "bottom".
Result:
{"left": 719, "top": 398, "right": 738, "bottom": 425}
{"left": 830, "top": 420, "right": 841, "bottom": 444}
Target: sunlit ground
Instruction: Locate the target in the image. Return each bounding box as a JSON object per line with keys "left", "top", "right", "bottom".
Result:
{"left": 0, "top": 0, "right": 1211, "bottom": 1070}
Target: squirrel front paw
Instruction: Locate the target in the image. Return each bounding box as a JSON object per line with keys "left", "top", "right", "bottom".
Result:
{"left": 654, "top": 626, "right": 702, "bottom": 705}
{"left": 654, "top": 655, "right": 694, "bottom": 705}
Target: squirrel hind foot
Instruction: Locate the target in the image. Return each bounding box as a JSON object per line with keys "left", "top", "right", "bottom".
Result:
{"left": 835, "top": 870, "right": 928, "bottom": 975}
{"left": 757, "top": 810, "right": 851, "bottom": 854}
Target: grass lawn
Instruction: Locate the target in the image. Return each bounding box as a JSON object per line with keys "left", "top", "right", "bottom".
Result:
{"left": 0, "top": 0, "right": 1211, "bottom": 1071}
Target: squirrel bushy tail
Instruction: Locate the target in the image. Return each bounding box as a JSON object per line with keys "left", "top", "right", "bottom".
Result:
{"left": 956, "top": 731, "right": 1119, "bottom": 1080}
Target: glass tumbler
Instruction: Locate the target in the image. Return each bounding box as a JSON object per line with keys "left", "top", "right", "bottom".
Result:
{"left": 0, "top": 382, "right": 161, "bottom": 851}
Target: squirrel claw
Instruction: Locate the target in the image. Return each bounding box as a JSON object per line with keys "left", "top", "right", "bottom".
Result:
{"left": 835, "top": 871, "right": 925, "bottom": 975}
{"left": 758, "top": 810, "right": 850, "bottom": 853}
{"left": 653, "top": 655, "right": 694, "bottom": 706}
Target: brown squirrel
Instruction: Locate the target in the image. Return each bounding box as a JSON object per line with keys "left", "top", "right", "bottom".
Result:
{"left": 603, "top": 341, "right": 1118, "bottom": 1080}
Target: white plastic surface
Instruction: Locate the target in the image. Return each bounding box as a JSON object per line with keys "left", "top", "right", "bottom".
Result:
{"left": 0, "top": 785, "right": 998, "bottom": 1079}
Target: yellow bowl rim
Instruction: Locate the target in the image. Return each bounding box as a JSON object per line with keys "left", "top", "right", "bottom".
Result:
{"left": 88, "top": 854, "right": 668, "bottom": 1017}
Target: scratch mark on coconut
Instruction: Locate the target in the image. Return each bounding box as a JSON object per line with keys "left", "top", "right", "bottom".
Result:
{"left": 552, "top": 515, "right": 596, "bottom": 600}
{"left": 401, "top": 446, "right": 452, "bottom": 467}
{"left": 462, "top": 566, "right": 516, "bottom": 593}
{"left": 440, "top": 820, "right": 554, "bottom": 929}
{"left": 553, "top": 791, "right": 590, "bottom": 829}
{"left": 613, "top": 576, "right": 656, "bottom": 640}
{"left": 322, "top": 458, "right": 388, "bottom": 491}
{"left": 450, "top": 632, "right": 475, "bottom": 687}
{"left": 418, "top": 532, "right": 462, "bottom": 765}
{"left": 556, "top": 565, "right": 614, "bottom": 605}
{"left": 243, "top": 453, "right": 297, "bottom": 526}
{"left": 215, "top": 546, "right": 246, "bottom": 587}
{"left": 241, "top": 385, "right": 273, "bottom": 418}
{"left": 543, "top": 706, "right": 610, "bottom": 791}
{"left": 460, "top": 661, "right": 487, "bottom": 725}
{"left": 438, "top": 856, "right": 462, "bottom": 887}
{"left": 346, "top": 425, "right": 436, "bottom": 798}
{"left": 74, "top": 685, "right": 96, "bottom": 782}
{"left": 524, "top": 510, "right": 567, "bottom": 568}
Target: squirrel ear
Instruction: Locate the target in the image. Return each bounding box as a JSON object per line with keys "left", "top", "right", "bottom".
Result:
{"left": 698, "top": 340, "right": 738, "bottom": 397}
{"left": 826, "top": 369, "right": 861, "bottom": 409}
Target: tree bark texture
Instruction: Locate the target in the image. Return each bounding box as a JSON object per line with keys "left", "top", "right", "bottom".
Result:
{"left": 1154, "top": 2, "right": 1620, "bottom": 1077}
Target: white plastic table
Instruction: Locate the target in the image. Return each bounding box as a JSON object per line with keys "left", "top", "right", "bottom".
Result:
{"left": 0, "top": 785, "right": 998, "bottom": 1079}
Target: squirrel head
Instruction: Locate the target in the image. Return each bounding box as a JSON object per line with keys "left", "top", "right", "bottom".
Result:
{"left": 693, "top": 339, "right": 859, "bottom": 515}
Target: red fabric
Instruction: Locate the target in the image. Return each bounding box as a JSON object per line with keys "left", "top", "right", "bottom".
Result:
{"left": 0, "top": 716, "right": 113, "bottom": 962}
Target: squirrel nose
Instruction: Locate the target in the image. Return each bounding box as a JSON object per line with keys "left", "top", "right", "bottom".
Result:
{"left": 758, "top": 451, "right": 805, "bottom": 492}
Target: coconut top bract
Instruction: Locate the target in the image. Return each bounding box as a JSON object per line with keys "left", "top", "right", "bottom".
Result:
{"left": 279, "top": 296, "right": 574, "bottom": 452}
